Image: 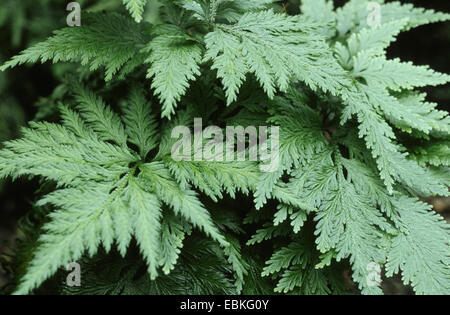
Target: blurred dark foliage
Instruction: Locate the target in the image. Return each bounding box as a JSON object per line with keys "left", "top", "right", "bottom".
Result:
{"left": 0, "top": 0, "right": 449, "bottom": 294}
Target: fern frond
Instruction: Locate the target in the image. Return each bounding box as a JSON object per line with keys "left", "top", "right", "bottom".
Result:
{"left": 345, "top": 19, "right": 409, "bottom": 57}
{"left": 223, "top": 236, "right": 249, "bottom": 292}
{"left": 120, "top": 86, "right": 159, "bottom": 157}
{"left": 353, "top": 54, "right": 450, "bottom": 91}
{"left": 0, "top": 13, "right": 147, "bottom": 81}
{"left": 204, "top": 10, "right": 349, "bottom": 105}
{"left": 386, "top": 197, "right": 450, "bottom": 295}
{"left": 343, "top": 88, "right": 448, "bottom": 195}
{"left": 123, "top": 0, "right": 148, "bottom": 23}
{"left": 14, "top": 179, "right": 126, "bottom": 295}
{"left": 336, "top": 0, "right": 450, "bottom": 38}
{"left": 158, "top": 214, "right": 187, "bottom": 274}
{"left": 2, "top": 0, "right": 450, "bottom": 296}
{"left": 408, "top": 140, "right": 450, "bottom": 167}
{"left": 144, "top": 28, "right": 202, "bottom": 118}
{"left": 300, "top": 0, "right": 336, "bottom": 38}
{"left": 139, "top": 162, "right": 228, "bottom": 247}
{"left": 254, "top": 93, "right": 329, "bottom": 208}
{"left": 127, "top": 176, "right": 162, "bottom": 279}
{"left": 61, "top": 237, "right": 239, "bottom": 295}
{"left": 313, "top": 162, "right": 390, "bottom": 295}
{"left": 73, "top": 84, "right": 128, "bottom": 146}
{"left": 0, "top": 87, "right": 229, "bottom": 294}
{"left": 111, "top": 198, "right": 133, "bottom": 257}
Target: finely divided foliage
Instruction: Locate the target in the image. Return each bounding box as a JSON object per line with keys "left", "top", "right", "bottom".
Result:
{"left": 1, "top": 86, "right": 233, "bottom": 294}
{"left": 0, "top": 0, "right": 449, "bottom": 295}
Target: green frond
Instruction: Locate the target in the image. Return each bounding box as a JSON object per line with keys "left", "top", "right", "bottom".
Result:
{"left": 353, "top": 54, "right": 450, "bottom": 91}
{"left": 0, "top": 87, "right": 231, "bottom": 294}
{"left": 144, "top": 28, "right": 202, "bottom": 118}
{"left": 127, "top": 177, "right": 162, "bottom": 279}
{"left": 14, "top": 179, "right": 126, "bottom": 294}
{"left": 139, "top": 162, "right": 228, "bottom": 246}
{"left": 166, "top": 159, "right": 260, "bottom": 201}
{"left": 223, "top": 236, "right": 249, "bottom": 293}
{"left": 386, "top": 197, "right": 450, "bottom": 295}
{"left": 204, "top": 10, "right": 350, "bottom": 105}
{"left": 408, "top": 140, "right": 450, "bottom": 167}
{"left": 254, "top": 94, "right": 328, "bottom": 208}
{"left": 2, "top": 0, "right": 450, "bottom": 296}
{"left": 158, "top": 214, "right": 187, "bottom": 274}
{"left": 345, "top": 19, "right": 409, "bottom": 56}
{"left": 342, "top": 87, "right": 448, "bottom": 196}
{"left": 123, "top": 0, "right": 149, "bottom": 23}
{"left": 261, "top": 234, "right": 345, "bottom": 295}
{"left": 0, "top": 13, "right": 146, "bottom": 81}
{"left": 313, "top": 165, "right": 389, "bottom": 295}
{"left": 120, "top": 86, "right": 159, "bottom": 157}
{"left": 73, "top": 85, "right": 128, "bottom": 146}
{"left": 300, "top": 0, "right": 336, "bottom": 38}
{"left": 61, "top": 237, "right": 239, "bottom": 295}
{"left": 336, "top": 0, "right": 450, "bottom": 38}
{"left": 111, "top": 198, "right": 133, "bottom": 257}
